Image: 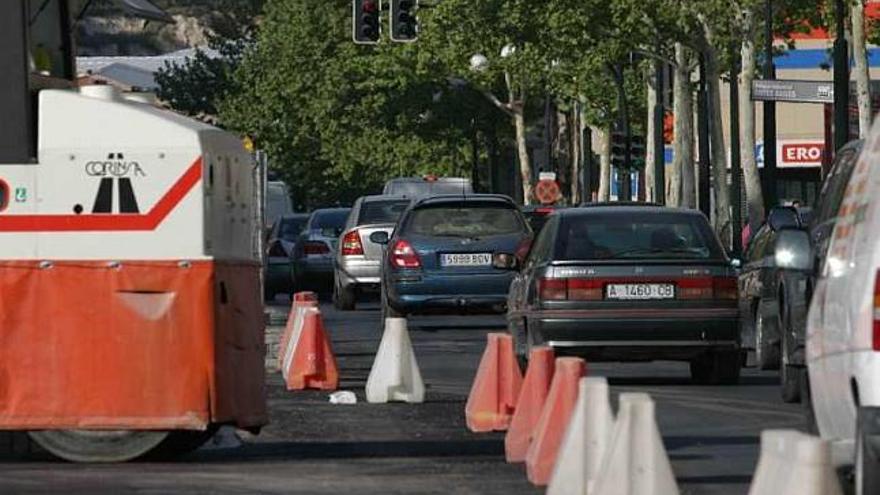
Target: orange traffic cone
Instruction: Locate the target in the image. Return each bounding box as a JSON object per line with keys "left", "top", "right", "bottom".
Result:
{"left": 525, "top": 357, "right": 587, "bottom": 486}
{"left": 283, "top": 308, "right": 339, "bottom": 391}
{"left": 276, "top": 292, "right": 318, "bottom": 371}
{"left": 505, "top": 346, "right": 555, "bottom": 463}
{"left": 465, "top": 333, "right": 524, "bottom": 432}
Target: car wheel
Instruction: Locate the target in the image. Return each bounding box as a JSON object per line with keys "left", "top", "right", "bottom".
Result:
{"left": 856, "top": 409, "right": 880, "bottom": 495}
{"left": 801, "top": 370, "right": 819, "bottom": 435}
{"left": 380, "top": 285, "right": 404, "bottom": 320}
{"left": 29, "top": 430, "right": 169, "bottom": 463}
{"left": 333, "top": 280, "right": 356, "bottom": 311}
{"left": 690, "top": 351, "right": 741, "bottom": 385}
{"left": 779, "top": 305, "right": 802, "bottom": 403}
{"left": 754, "top": 302, "right": 780, "bottom": 371}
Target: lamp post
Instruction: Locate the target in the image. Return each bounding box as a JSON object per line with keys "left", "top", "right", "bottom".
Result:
{"left": 762, "top": 0, "right": 778, "bottom": 211}
{"left": 833, "top": 0, "right": 850, "bottom": 153}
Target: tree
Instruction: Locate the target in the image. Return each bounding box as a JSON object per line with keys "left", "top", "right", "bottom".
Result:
{"left": 852, "top": 0, "right": 873, "bottom": 137}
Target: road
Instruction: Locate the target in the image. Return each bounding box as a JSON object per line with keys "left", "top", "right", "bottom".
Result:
{"left": 0, "top": 298, "right": 805, "bottom": 494}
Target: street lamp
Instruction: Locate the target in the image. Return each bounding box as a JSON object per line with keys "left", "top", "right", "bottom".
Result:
{"left": 469, "top": 53, "right": 489, "bottom": 73}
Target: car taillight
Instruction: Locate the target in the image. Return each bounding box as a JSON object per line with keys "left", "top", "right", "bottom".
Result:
{"left": 712, "top": 277, "right": 738, "bottom": 300}
{"left": 267, "top": 241, "right": 286, "bottom": 257}
{"left": 677, "top": 277, "right": 737, "bottom": 300}
{"left": 341, "top": 230, "right": 364, "bottom": 256}
{"left": 567, "top": 279, "right": 603, "bottom": 300}
{"left": 874, "top": 271, "right": 880, "bottom": 351}
{"left": 539, "top": 278, "right": 568, "bottom": 301}
{"left": 678, "top": 278, "right": 713, "bottom": 300}
{"left": 538, "top": 278, "right": 603, "bottom": 301}
{"left": 390, "top": 240, "right": 421, "bottom": 268}
{"left": 303, "top": 241, "right": 330, "bottom": 255}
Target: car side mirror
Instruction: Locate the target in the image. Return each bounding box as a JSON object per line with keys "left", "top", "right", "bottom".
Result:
{"left": 768, "top": 206, "right": 801, "bottom": 232}
{"left": 774, "top": 229, "right": 813, "bottom": 271}
{"left": 370, "top": 231, "right": 390, "bottom": 245}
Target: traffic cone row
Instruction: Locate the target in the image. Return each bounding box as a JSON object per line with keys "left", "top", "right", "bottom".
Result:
{"left": 278, "top": 294, "right": 425, "bottom": 402}
{"left": 464, "top": 336, "right": 682, "bottom": 492}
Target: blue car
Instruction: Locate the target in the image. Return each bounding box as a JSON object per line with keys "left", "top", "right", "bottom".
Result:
{"left": 375, "top": 195, "right": 531, "bottom": 317}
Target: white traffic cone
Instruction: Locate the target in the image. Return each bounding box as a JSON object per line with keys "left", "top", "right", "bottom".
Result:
{"left": 782, "top": 435, "right": 843, "bottom": 495}
{"left": 748, "top": 430, "right": 802, "bottom": 495}
{"left": 546, "top": 377, "right": 614, "bottom": 495}
{"left": 365, "top": 318, "right": 425, "bottom": 403}
{"left": 592, "top": 393, "right": 679, "bottom": 495}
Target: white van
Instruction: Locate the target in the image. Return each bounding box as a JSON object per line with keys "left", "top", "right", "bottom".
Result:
{"left": 266, "top": 180, "right": 294, "bottom": 229}
{"left": 792, "top": 130, "right": 880, "bottom": 493}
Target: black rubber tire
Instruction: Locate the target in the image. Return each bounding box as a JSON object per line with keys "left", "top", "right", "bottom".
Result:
{"left": 856, "top": 416, "right": 880, "bottom": 495}
{"left": 754, "top": 302, "right": 780, "bottom": 371}
{"left": 779, "top": 304, "right": 802, "bottom": 403}
{"left": 28, "top": 430, "right": 168, "bottom": 463}
{"left": 145, "top": 426, "right": 219, "bottom": 460}
{"left": 333, "top": 281, "right": 356, "bottom": 311}
{"left": 801, "top": 370, "right": 819, "bottom": 435}
{"left": 380, "top": 286, "right": 404, "bottom": 319}
{"left": 690, "top": 351, "right": 741, "bottom": 385}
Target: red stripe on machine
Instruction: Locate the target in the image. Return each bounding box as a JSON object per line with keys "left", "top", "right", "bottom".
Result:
{"left": 0, "top": 157, "right": 202, "bottom": 232}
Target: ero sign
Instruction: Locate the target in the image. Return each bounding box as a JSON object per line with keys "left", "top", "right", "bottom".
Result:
{"left": 781, "top": 142, "right": 824, "bottom": 167}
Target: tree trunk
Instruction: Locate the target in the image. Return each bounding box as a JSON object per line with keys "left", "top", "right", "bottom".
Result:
{"left": 646, "top": 66, "right": 657, "bottom": 203}
{"left": 571, "top": 106, "right": 582, "bottom": 204}
{"left": 513, "top": 107, "right": 533, "bottom": 205}
{"left": 555, "top": 108, "right": 571, "bottom": 202}
{"left": 700, "top": 25, "right": 732, "bottom": 242}
{"left": 597, "top": 126, "right": 612, "bottom": 201}
{"left": 852, "top": 0, "right": 872, "bottom": 137}
{"left": 738, "top": 10, "right": 765, "bottom": 227}
{"left": 671, "top": 43, "right": 695, "bottom": 208}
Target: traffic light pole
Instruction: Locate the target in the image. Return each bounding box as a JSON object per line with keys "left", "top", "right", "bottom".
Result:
{"left": 762, "top": 0, "right": 778, "bottom": 211}
{"left": 833, "top": 0, "right": 850, "bottom": 153}
{"left": 653, "top": 59, "right": 666, "bottom": 206}
{"left": 698, "top": 56, "right": 711, "bottom": 218}
{"left": 612, "top": 64, "right": 632, "bottom": 202}
{"left": 730, "top": 46, "right": 743, "bottom": 257}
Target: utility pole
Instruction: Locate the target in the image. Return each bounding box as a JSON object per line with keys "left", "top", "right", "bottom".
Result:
{"left": 612, "top": 64, "right": 632, "bottom": 201}
{"left": 653, "top": 59, "right": 666, "bottom": 205}
{"left": 833, "top": 0, "right": 850, "bottom": 153}
{"left": 730, "top": 47, "right": 743, "bottom": 257}
{"left": 698, "top": 56, "right": 711, "bottom": 218}
{"left": 762, "top": 0, "right": 778, "bottom": 211}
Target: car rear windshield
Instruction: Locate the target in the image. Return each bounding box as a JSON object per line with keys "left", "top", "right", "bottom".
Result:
{"left": 279, "top": 217, "right": 307, "bottom": 240}
{"left": 555, "top": 211, "right": 723, "bottom": 260}
{"left": 312, "top": 210, "right": 349, "bottom": 230}
{"left": 358, "top": 200, "right": 410, "bottom": 225}
{"left": 406, "top": 205, "right": 525, "bottom": 238}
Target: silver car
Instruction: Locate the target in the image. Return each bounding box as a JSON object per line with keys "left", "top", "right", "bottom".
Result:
{"left": 333, "top": 195, "right": 411, "bottom": 310}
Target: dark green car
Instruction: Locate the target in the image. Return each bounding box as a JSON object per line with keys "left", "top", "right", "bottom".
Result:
{"left": 506, "top": 205, "right": 741, "bottom": 384}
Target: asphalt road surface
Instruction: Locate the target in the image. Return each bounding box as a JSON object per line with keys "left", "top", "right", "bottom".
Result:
{"left": 0, "top": 298, "right": 806, "bottom": 494}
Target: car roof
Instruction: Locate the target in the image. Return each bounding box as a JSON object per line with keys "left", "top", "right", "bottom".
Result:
{"left": 411, "top": 194, "right": 517, "bottom": 208}
{"left": 560, "top": 204, "right": 707, "bottom": 217}
{"left": 310, "top": 207, "right": 351, "bottom": 215}
{"left": 387, "top": 177, "right": 469, "bottom": 183}
{"left": 360, "top": 194, "right": 411, "bottom": 203}
{"left": 280, "top": 213, "right": 310, "bottom": 220}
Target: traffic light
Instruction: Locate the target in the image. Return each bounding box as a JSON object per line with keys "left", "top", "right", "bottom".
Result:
{"left": 390, "top": 0, "right": 418, "bottom": 42}
{"left": 630, "top": 135, "right": 646, "bottom": 169}
{"left": 353, "top": 0, "right": 381, "bottom": 45}
{"left": 611, "top": 131, "right": 627, "bottom": 169}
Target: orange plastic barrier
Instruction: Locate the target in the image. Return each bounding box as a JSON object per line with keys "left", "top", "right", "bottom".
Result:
{"left": 276, "top": 292, "right": 318, "bottom": 371}
{"left": 505, "top": 346, "right": 555, "bottom": 463}
{"left": 0, "top": 260, "right": 267, "bottom": 430}
{"left": 283, "top": 309, "right": 339, "bottom": 391}
{"left": 525, "top": 357, "right": 587, "bottom": 486}
{"left": 465, "top": 333, "right": 524, "bottom": 432}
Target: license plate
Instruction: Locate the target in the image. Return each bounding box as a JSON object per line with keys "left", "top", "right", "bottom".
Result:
{"left": 441, "top": 253, "right": 492, "bottom": 267}
{"left": 606, "top": 283, "right": 675, "bottom": 300}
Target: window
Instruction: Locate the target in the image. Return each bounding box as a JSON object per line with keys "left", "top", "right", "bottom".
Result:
{"left": 555, "top": 212, "right": 723, "bottom": 261}
{"left": 406, "top": 205, "right": 526, "bottom": 238}
{"left": 278, "top": 217, "right": 307, "bottom": 241}
{"left": 312, "top": 210, "right": 350, "bottom": 230}
{"left": 358, "top": 200, "right": 410, "bottom": 226}
{"left": 526, "top": 216, "right": 558, "bottom": 268}
{"left": 816, "top": 147, "right": 860, "bottom": 227}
